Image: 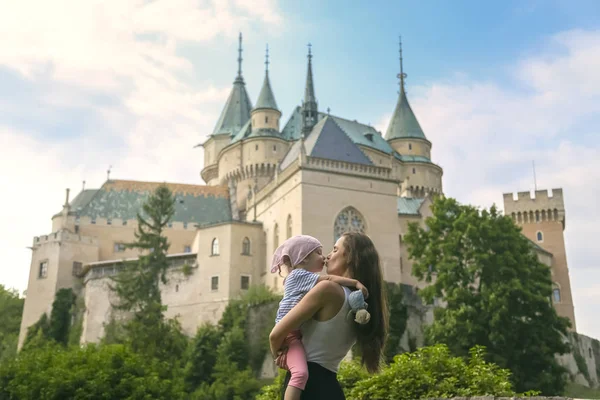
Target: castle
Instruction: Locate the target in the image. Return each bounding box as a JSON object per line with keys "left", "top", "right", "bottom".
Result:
{"left": 17, "top": 35, "right": 577, "bottom": 349}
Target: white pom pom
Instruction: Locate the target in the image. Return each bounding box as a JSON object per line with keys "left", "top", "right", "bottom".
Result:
{"left": 354, "top": 309, "right": 371, "bottom": 325}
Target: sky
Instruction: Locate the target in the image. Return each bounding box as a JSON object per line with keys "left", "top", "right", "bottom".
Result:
{"left": 1, "top": 0, "right": 599, "bottom": 339}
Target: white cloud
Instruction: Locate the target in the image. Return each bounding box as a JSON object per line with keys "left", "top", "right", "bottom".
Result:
{"left": 0, "top": 0, "right": 283, "bottom": 294}
{"left": 400, "top": 29, "right": 600, "bottom": 339}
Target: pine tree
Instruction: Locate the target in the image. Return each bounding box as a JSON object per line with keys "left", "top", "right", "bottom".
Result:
{"left": 109, "top": 185, "right": 186, "bottom": 362}
{"left": 404, "top": 196, "right": 570, "bottom": 395}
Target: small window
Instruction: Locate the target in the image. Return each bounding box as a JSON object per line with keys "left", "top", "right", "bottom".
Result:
{"left": 107, "top": 218, "right": 112, "bottom": 225}
{"left": 552, "top": 288, "right": 561, "bottom": 303}
{"left": 265, "top": 116, "right": 269, "bottom": 123}
{"left": 91, "top": 218, "right": 96, "bottom": 224}
{"left": 211, "top": 238, "right": 219, "bottom": 256}
{"left": 409, "top": 143, "right": 412, "bottom": 150}
{"left": 75, "top": 216, "right": 80, "bottom": 225}
{"left": 38, "top": 261, "right": 48, "bottom": 279}
{"left": 211, "top": 276, "right": 219, "bottom": 291}
{"left": 168, "top": 222, "right": 173, "bottom": 228}
{"left": 74, "top": 225, "right": 80, "bottom": 234}
{"left": 412, "top": 168, "right": 416, "bottom": 174}
{"left": 114, "top": 243, "right": 126, "bottom": 252}
{"left": 184, "top": 245, "right": 191, "bottom": 253}
{"left": 273, "top": 145, "right": 276, "bottom": 152}
{"left": 536, "top": 231, "right": 543, "bottom": 242}
{"left": 242, "top": 237, "right": 251, "bottom": 255}
{"left": 255, "top": 144, "right": 259, "bottom": 151}
{"left": 175, "top": 284, "right": 179, "bottom": 293}
{"left": 72, "top": 261, "right": 82, "bottom": 276}
{"left": 183, "top": 222, "right": 188, "bottom": 229}
{"left": 122, "top": 220, "right": 127, "bottom": 226}
{"left": 241, "top": 275, "right": 250, "bottom": 290}
{"left": 536, "top": 212, "right": 540, "bottom": 222}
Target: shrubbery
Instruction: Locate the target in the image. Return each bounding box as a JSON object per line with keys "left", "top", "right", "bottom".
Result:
{"left": 258, "top": 344, "right": 517, "bottom": 400}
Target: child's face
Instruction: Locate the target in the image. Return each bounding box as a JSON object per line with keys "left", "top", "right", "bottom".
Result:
{"left": 300, "top": 247, "right": 325, "bottom": 273}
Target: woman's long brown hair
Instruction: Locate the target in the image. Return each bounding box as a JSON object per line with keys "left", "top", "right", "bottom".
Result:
{"left": 342, "top": 232, "right": 388, "bottom": 373}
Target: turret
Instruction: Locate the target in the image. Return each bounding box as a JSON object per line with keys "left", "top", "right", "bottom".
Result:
{"left": 301, "top": 44, "right": 318, "bottom": 136}
{"left": 201, "top": 34, "right": 253, "bottom": 185}
{"left": 250, "top": 45, "right": 281, "bottom": 132}
{"left": 386, "top": 38, "right": 443, "bottom": 197}
{"left": 503, "top": 189, "right": 576, "bottom": 330}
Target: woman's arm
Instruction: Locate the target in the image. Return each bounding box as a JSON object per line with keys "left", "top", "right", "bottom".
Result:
{"left": 269, "top": 280, "right": 340, "bottom": 358}
{"left": 318, "top": 275, "right": 369, "bottom": 299}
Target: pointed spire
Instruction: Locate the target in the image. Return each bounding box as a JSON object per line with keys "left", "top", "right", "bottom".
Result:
{"left": 254, "top": 44, "right": 279, "bottom": 110}
{"left": 212, "top": 33, "right": 253, "bottom": 135}
{"left": 398, "top": 36, "right": 407, "bottom": 93}
{"left": 236, "top": 32, "right": 243, "bottom": 81}
{"left": 385, "top": 38, "right": 427, "bottom": 141}
{"left": 302, "top": 43, "right": 318, "bottom": 135}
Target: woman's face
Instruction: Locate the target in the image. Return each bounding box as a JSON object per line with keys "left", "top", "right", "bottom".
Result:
{"left": 326, "top": 236, "right": 350, "bottom": 277}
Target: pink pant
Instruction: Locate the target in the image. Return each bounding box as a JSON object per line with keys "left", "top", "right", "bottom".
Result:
{"left": 284, "top": 330, "right": 308, "bottom": 390}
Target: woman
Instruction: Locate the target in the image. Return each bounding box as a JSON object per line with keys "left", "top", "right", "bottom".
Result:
{"left": 269, "top": 232, "right": 388, "bottom": 399}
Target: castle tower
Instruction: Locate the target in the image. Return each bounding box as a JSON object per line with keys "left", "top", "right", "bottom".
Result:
{"left": 201, "top": 33, "right": 253, "bottom": 185}
{"left": 386, "top": 38, "right": 442, "bottom": 197}
{"left": 503, "top": 188, "right": 577, "bottom": 330}
{"left": 223, "top": 45, "right": 289, "bottom": 217}
{"left": 301, "top": 44, "right": 318, "bottom": 136}
{"left": 250, "top": 45, "right": 281, "bottom": 132}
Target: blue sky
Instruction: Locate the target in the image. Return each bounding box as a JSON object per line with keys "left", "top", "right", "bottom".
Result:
{"left": 1, "top": 0, "right": 599, "bottom": 340}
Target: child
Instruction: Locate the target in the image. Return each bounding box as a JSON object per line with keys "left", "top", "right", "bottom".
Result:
{"left": 271, "top": 235, "right": 368, "bottom": 400}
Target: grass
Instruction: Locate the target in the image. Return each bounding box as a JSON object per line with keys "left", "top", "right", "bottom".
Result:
{"left": 565, "top": 382, "right": 600, "bottom": 399}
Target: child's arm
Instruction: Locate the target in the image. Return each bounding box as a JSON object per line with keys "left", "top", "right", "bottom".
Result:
{"left": 317, "top": 275, "right": 368, "bottom": 299}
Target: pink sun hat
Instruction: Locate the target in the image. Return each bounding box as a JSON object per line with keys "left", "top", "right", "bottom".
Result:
{"left": 270, "top": 235, "right": 323, "bottom": 273}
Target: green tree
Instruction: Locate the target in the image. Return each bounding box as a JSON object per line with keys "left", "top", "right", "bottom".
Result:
{"left": 0, "top": 342, "right": 186, "bottom": 399}
{"left": 22, "top": 313, "right": 50, "bottom": 350}
{"left": 0, "top": 285, "right": 24, "bottom": 362}
{"left": 48, "top": 288, "right": 75, "bottom": 345}
{"left": 349, "top": 344, "right": 516, "bottom": 400}
{"left": 404, "top": 196, "right": 570, "bottom": 394}
{"left": 109, "top": 185, "right": 185, "bottom": 362}
{"left": 383, "top": 282, "right": 408, "bottom": 362}
{"left": 184, "top": 323, "right": 222, "bottom": 390}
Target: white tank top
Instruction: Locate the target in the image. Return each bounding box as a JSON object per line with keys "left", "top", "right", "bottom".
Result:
{"left": 301, "top": 287, "right": 356, "bottom": 373}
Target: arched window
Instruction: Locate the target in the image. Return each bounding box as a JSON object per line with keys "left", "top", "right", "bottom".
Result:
{"left": 286, "top": 215, "right": 293, "bottom": 239}
{"left": 273, "top": 223, "right": 280, "bottom": 250}
{"left": 536, "top": 231, "right": 543, "bottom": 242}
{"left": 552, "top": 285, "right": 561, "bottom": 303}
{"left": 211, "top": 238, "right": 219, "bottom": 256}
{"left": 334, "top": 207, "right": 366, "bottom": 242}
{"left": 242, "top": 237, "right": 251, "bottom": 255}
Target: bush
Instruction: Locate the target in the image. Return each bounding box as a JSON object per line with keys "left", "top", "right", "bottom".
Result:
{"left": 349, "top": 344, "right": 515, "bottom": 400}
{"left": 0, "top": 342, "right": 186, "bottom": 399}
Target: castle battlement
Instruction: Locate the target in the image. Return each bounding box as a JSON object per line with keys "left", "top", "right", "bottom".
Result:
{"left": 503, "top": 188, "right": 565, "bottom": 226}
{"left": 33, "top": 230, "right": 98, "bottom": 247}
{"left": 305, "top": 156, "right": 393, "bottom": 180}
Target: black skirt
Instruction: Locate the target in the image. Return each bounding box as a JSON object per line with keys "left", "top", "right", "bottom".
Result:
{"left": 281, "top": 362, "right": 345, "bottom": 400}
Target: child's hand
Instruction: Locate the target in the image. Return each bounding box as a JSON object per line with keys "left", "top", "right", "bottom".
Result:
{"left": 356, "top": 281, "right": 369, "bottom": 299}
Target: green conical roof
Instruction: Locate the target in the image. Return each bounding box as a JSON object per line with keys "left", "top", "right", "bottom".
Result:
{"left": 212, "top": 33, "right": 253, "bottom": 135}
{"left": 385, "top": 88, "right": 427, "bottom": 140}
{"left": 254, "top": 71, "right": 278, "bottom": 111}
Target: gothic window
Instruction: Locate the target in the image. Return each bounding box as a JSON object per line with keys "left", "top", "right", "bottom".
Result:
{"left": 242, "top": 237, "right": 251, "bottom": 255}
{"left": 273, "top": 224, "right": 280, "bottom": 249}
{"left": 211, "top": 238, "right": 219, "bottom": 256}
{"left": 536, "top": 231, "right": 543, "bottom": 242}
{"left": 552, "top": 287, "right": 561, "bottom": 303}
{"left": 334, "top": 207, "right": 366, "bottom": 242}
{"left": 286, "top": 215, "right": 293, "bottom": 239}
